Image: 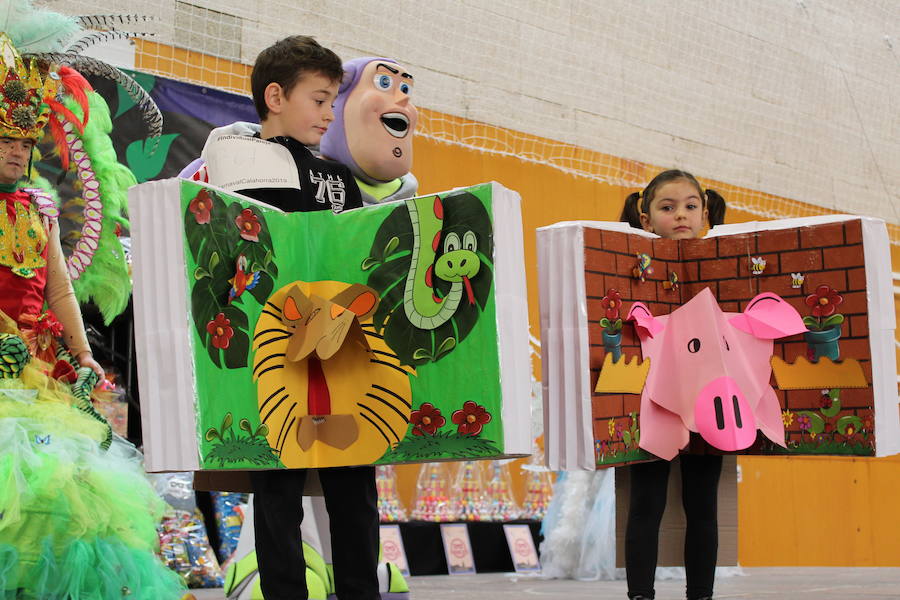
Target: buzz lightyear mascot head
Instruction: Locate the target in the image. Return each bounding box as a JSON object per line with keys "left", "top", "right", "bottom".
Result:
{"left": 320, "top": 57, "right": 418, "bottom": 202}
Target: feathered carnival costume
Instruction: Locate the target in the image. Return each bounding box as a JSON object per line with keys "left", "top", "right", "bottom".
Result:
{"left": 0, "top": 2, "right": 184, "bottom": 598}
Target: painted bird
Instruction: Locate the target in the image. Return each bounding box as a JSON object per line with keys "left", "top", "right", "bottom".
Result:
{"left": 227, "top": 254, "right": 260, "bottom": 304}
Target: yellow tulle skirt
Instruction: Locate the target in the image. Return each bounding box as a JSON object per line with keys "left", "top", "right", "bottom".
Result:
{"left": 0, "top": 313, "right": 185, "bottom": 599}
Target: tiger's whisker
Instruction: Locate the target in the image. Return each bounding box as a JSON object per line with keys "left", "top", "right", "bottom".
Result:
{"left": 365, "top": 392, "right": 411, "bottom": 422}
{"left": 276, "top": 406, "right": 297, "bottom": 454}
{"left": 358, "top": 410, "right": 394, "bottom": 446}
{"left": 262, "top": 394, "right": 290, "bottom": 424}
{"left": 260, "top": 386, "right": 286, "bottom": 413}
{"left": 357, "top": 401, "right": 401, "bottom": 442}
{"left": 253, "top": 354, "right": 286, "bottom": 377}
{"left": 369, "top": 359, "right": 411, "bottom": 376}
{"left": 257, "top": 334, "right": 291, "bottom": 348}
{"left": 253, "top": 327, "right": 290, "bottom": 341}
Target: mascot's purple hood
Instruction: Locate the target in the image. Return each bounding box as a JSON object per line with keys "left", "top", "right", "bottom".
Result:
{"left": 320, "top": 56, "right": 396, "bottom": 183}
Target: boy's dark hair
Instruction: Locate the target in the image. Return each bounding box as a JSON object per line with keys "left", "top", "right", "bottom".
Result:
{"left": 620, "top": 169, "right": 727, "bottom": 229}
{"left": 251, "top": 35, "right": 344, "bottom": 120}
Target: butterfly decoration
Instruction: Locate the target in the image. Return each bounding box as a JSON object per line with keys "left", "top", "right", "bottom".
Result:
{"left": 662, "top": 271, "right": 679, "bottom": 291}
{"left": 632, "top": 253, "right": 653, "bottom": 282}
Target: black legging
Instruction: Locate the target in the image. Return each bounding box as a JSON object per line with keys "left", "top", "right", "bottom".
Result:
{"left": 250, "top": 466, "right": 380, "bottom": 600}
{"left": 625, "top": 454, "right": 723, "bottom": 600}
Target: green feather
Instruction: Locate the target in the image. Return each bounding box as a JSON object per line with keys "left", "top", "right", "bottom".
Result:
{"left": 1, "top": 0, "right": 80, "bottom": 53}
{"left": 28, "top": 91, "right": 135, "bottom": 324}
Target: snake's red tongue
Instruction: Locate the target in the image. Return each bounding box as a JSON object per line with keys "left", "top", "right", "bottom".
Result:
{"left": 463, "top": 276, "right": 475, "bottom": 305}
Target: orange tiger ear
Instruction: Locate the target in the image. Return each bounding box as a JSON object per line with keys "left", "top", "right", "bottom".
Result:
{"left": 284, "top": 296, "right": 302, "bottom": 321}
{"left": 331, "top": 284, "right": 380, "bottom": 320}
{"left": 281, "top": 285, "right": 314, "bottom": 327}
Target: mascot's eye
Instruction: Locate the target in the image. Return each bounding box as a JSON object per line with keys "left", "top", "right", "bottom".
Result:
{"left": 463, "top": 231, "right": 477, "bottom": 252}
{"left": 723, "top": 336, "right": 730, "bottom": 351}
{"left": 399, "top": 82, "right": 411, "bottom": 95}
{"left": 443, "top": 232, "right": 461, "bottom": 254}
{"left": 375, "top": 74, "right": 393, "bottom": 90}
{"left": 687, "top": 338, "right": 701, "bottom": 353}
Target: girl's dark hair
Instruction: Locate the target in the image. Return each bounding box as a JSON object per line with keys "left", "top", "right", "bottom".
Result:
{"left": 619, "top": 169, "right": 727, "bottom": 228}
{"left": 251, "top": 35, "right": 344, "bottom": 120}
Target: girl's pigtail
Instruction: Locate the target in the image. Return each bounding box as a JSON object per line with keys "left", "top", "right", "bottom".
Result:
{"left": 620, "top": 192, "right": 643, "bottom": 228}
{"left": 705, "top": 189, "right": 727, "bottom": 227}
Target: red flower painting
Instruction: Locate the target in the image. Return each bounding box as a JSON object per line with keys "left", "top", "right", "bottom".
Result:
{"left": 410, "top": 403, "right": 445, "bottom": 436}
{"left": 451, "top": 401, "right": 492, "bottom": 436}
{"left": 206, "top": 313, "right": 234, "bottom": 349}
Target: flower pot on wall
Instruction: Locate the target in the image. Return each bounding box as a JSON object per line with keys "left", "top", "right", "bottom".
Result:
{"left": 602, "top": 330, "right": 622, "bottom": 363}
{"left": 804, "top": 325, "right": 841, "bottom": 362}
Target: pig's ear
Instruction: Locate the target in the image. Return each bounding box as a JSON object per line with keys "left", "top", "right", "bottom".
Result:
{"left": 626, "top": 302, "right": 664, "bottom": 339}
{"left": 729, "top": 292, "right": 807, "bottom": 339}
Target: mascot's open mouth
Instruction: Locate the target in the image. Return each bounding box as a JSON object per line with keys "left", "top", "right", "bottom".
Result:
{"left": 380, "top": 112, "right": 409, "bottom": 138}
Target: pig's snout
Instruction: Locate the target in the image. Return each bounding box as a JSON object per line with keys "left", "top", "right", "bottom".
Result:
{"left": 694, "top": 376, "right": 757, "bottom": 451}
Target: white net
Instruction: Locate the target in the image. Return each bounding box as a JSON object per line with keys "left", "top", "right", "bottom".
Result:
{"left": 45, "top": 0, "right": 899, "bottom": 233}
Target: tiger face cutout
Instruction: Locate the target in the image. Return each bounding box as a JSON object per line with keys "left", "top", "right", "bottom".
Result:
{"left": 253, "top": 281, "right": 413, "bottom": 468}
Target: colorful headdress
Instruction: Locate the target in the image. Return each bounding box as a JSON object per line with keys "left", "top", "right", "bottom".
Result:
{"left": 1, "top": 0, "right": 162, "bottom": 159}
{"left": 0, "top": 0, "right": 163, "bottom": 322}
{"left": 0, "top": 32, "right": 60, "bottom": 139}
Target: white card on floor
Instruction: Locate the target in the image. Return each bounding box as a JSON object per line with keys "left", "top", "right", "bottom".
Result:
{"left": 379, "top": 524, "right": 410, "bottom": 576}
{"left": 440, "top": 523, "right": 476, "bottom": 574}
{"left": 503, "top": 523, "right": 540, "bottom": 573}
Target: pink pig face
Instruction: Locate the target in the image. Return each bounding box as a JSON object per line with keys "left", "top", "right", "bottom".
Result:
{"left": 626, "top": 287, "right": 806, "bottom": 460}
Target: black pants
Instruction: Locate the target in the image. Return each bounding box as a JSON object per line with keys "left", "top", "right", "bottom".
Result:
{"left": 625, "top": 455, "right": 723, "bottom": 600}
{"left": 250, "top": 466, "right": 380, "bottom": 600}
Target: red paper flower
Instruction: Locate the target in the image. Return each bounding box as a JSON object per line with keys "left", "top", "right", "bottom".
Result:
{"left": 601, "top": 289, "right": 622, "bottom": 320}
{"left": 410, "top": 403, "right": 445, "bottom": 436}
{"left": 206, "top": 313, "right": 234, "bottom": 349}
{"left": 451, "top": 401, "right": 492, "bottom": 436}
{"left": 235, "top": 208, "right": 261, "bottom": 242}
{"left": 862, "top": 414, "right": 873, "bottom": 432}
{"left": 189, "top": 189, "right": 213, "bottom": 224}
{"left": 34, "top": 311, "right": 64, "bottom": 337}
{"left": 805, "top": 285, "right": 843, "bottom": 318}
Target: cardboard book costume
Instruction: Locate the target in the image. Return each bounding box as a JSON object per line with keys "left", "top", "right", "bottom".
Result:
{"left": 131, "top": 178, "right": 531, "bottom": 473}
{"left": 538, "top": 217, "right": 898, "bottom": 469}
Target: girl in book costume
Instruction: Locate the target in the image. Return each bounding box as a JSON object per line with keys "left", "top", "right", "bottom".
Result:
{"left": 619, "top": 169, "right": 726, "bottom": 600}
{"left": 0, "top": 3, "right": 184, "bottom": 598}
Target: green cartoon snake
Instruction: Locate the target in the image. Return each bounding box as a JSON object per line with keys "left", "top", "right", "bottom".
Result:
{"left": 403, "top": 195, "right": 481, "bottom": 330}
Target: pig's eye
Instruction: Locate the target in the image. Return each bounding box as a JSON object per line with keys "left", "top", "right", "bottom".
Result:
{"left": 687, "top": 338, "right": 701, "bottom": 353}
{"left": 723, "top": 336, "right": 730, "bottom": 351}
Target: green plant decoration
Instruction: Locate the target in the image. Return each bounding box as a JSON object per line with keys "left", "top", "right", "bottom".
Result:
{"left": 204, "top": 412, "right": 277, "bottom": 467}
{"left": 184, "top": 187, "right": 278, "bottom": 369}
